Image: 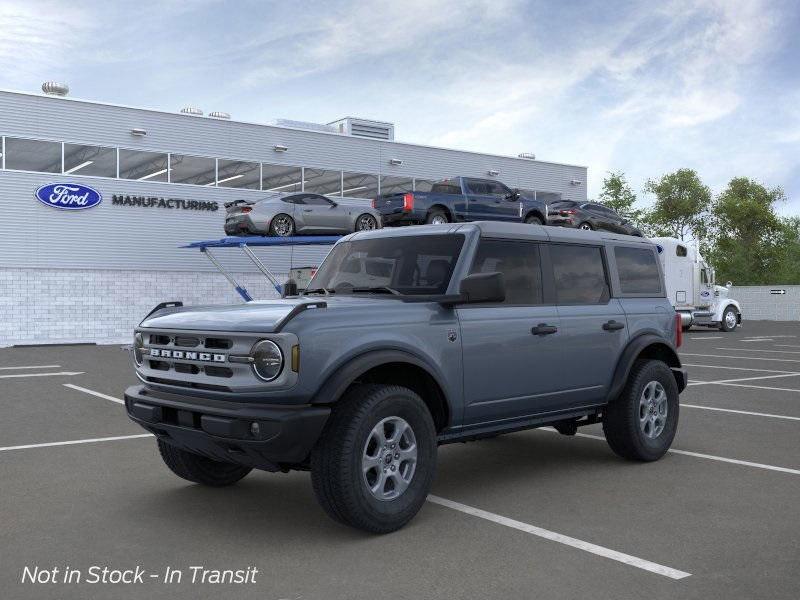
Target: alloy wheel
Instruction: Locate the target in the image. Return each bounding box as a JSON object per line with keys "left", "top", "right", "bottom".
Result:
{"left": 362, "top": 416, "right": 418, "bottom": 501}
{"left": 357, "top": 215, "right": 377, "bottom": 231}
{"left": 639, "top": 381, "right": 668, "bottom": 439}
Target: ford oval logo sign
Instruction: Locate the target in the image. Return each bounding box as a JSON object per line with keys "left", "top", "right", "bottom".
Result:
{"left": 35, "top": 183, "right": 102, "bottom": 210}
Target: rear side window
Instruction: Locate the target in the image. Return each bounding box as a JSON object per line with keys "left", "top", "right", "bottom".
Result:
{"left": 550, "top": 245, "right": 609, "bottom": 304}
{"left": 470, "top": 240, "right": 543, "bottom": 305}
{"left": 431, "top": 180, "right": 462, "bottom": 194}
{"left": 614, "top": 247, "right": 662, "bottom": 295}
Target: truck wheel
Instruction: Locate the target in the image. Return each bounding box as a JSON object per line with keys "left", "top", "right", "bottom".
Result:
{"left": 525, "top": 214, "right": 543, "bottom": 225}
{"left": 426, "top": 209, "right": 449, "bottom": 225}
{"left": 269, "top": 214, "right": 295, "bottom": 236}
{"left": 157, "top": 440, "right": 252, "bottom": 486}
{"left": 602, "top": 360, "right": 679, "bottom": 462}
{"left": 311, "top": 384, "right": 437, "bottom": 533}
{"left": 720, "top": 307, "right": 738, "bottom": 332}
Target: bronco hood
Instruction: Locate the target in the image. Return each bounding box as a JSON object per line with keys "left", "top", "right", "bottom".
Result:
{"left": 139, "top": 296, "right": 392, "bottom": 333}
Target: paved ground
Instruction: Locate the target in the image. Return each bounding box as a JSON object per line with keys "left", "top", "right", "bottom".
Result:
{"left": 1, "top": 321, "right": 799, "bottom": 600}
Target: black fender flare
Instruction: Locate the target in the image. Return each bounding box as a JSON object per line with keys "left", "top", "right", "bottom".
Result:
{"left": 524, "top": 209, "right": 546, "bottom": 223}
{"left": 310, "top": 349, "right": 450, "bottom": 408}
{"left": 606, "top": 333, "right": 685, "bottom": 402}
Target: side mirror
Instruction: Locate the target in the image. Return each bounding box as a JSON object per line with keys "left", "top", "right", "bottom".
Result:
{"left": 457, "top": 272, "right": 505, "bottom": 304}
{"left": 282, "top": 279, "right": 299, "bottom": 297}
{"left": 329, "top": 200, "right": 338, "bottom": 208}
{"left": 505, "top": 188, "right": 520, "bottom": 201}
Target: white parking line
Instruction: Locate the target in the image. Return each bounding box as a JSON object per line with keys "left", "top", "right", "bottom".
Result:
{"left": 681, "top": 404, "right": 800, "bottom": 421}
{"left": 63, "top": 383, "right": 124, "bottom": 404}
{"left": 0, "top": 434, "right": 152, "bottom": 453}
{"left": 739, "top": 339, "right": 773, "bottom": 342}
{"left": 546, "top": 430, "right": 800, "bottom": 476}
{"left": 682, "top": 363, "right": 799, "bottom": 374}
{"left": 427, "top": 495, "right": 691, "bottom": 579}
{"left": 0, "top": 364, "right": 61, "bottom": 371}
{"left": 681, "top": 353, "right": 800, "bottom": 363}
{"left": 715, "top": 347, "right": 800, "bottom": 355}
{"left": 713, "top": 382, "right": 800, "bottom": 394}
{"left": 0, "top": 371, "right": 84, "bottom": 379}
{"left": 776, "top": 344, "right": 800, "bottom": 349}
{"left": 687, "top": 336, "right": 724, "bottom": 340}
{"left": 688, "top": 373, "right": 800, "bottom": 386}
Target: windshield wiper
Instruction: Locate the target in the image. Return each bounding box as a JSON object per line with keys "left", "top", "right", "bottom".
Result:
{"left": 303, "top": 287, "right": 333, "bottom": 295}
{"left": 350, "top": 286, "right": 401, "bottom": 295}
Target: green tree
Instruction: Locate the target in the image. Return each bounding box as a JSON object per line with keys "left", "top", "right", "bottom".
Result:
{"left": 642, "top": 169, "right": 711, "bottom": 241}
{"left": 708, "top": 178, "right": 786, "bottom": 285}
{"left": 598, "top": 171, "right": 641, "bottom": 222}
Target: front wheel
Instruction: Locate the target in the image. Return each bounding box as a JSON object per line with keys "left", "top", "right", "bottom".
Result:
{"left": 602, "top": 360, "right": 679, "bottom": 462}
{"left": 157, "top": 440, "right": 252, "bottom": 486}
{"left": 355, "top": 213, "right": 379, "bottom": 231}
{"left": 720, "top": 307, "right": 738, "bottom": 332}
{"left": 311, "top": 384, "right": 437, "bottom": 533}
{"left": 269, "top": 213, "right": 295, "bottom": 237}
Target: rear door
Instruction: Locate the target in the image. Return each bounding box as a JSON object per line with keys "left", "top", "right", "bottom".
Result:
{"left": 547, "top": 243, "right": 628, "bottom": 406}
{"left": 458, "top": 238, "right": 567, "bottom": 426}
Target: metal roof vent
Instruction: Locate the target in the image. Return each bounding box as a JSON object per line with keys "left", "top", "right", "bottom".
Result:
{"left": 208, "top": 111, "right": 231, "bottom": 119}
{"left": 180, "top": 106, "right": 203, "bottom": 116}
{"left": 328, "top": 117, "right": 395, "bottom": 141}
{"left": 518, "top": 152, "right": 536, "bottom": 160}
{"left": 42, "top": 82, "right": 69, "bottom": 96}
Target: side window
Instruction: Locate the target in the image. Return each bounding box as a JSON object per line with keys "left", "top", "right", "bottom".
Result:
{"left": 430, "top": 180, "right": 461, "bottom": 194}
{"left": 486, "top": 181, "right": 511, "bottom": 197}
{"left": 676, "top": 245, "right": 688, "bottom": 257}
{"left": 550, "top": 245, "right": 609, "bottom": 304}
{"left": 614, "top": 247, "right": 662, "bottom": 295}
{"left": 466, "top": 180, "right": 490, "bottom": 195}
{"left": 304, "top": 195, "right": 334, "bottom": 206}
{"left": 282, "top": 195, "right": 304, "bottom": 204}
{"left": 469, "top": 240, "right": 543, "bottom": 305}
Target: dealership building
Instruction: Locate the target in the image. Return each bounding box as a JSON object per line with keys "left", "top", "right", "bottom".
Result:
{"left": 0, "top": 84, "right": 588, "bottom": 346}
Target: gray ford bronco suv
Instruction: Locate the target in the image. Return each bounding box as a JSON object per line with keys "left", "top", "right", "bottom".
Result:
{"left": 125, "top": 222, "right": 687, "bottom": 533}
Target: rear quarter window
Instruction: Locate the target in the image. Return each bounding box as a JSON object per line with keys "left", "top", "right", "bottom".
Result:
{"left": 614, "top": 246, "right": 663, "bottom": 295}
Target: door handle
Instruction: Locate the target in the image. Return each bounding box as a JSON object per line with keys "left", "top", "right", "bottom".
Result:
{"left": 532, "top": 323, "right": 558, "bottom": 336}
{"left": 602, "top": 320, "right": 625, "bottom": 331}
{"left": 303, "top": 209, "right": 313, "bottom": 213}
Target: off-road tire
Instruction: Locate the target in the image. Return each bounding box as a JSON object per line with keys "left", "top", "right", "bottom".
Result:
{"left": 311, "top": 384, "right": 437, "bottom": 533}
{"left": 602, "top": 360, "right": 679, "bottom": 462}
{"left": 720, "top": 306, "right": 738, "bottom": 332}
{"left": 426, "top": 209, "right": 449, "bottom": 225}
{"left": 157, "top": 440, "right": 252, "bottom": 486}
{"left": 525, "top": 214, "right": 543, "bottom": 225}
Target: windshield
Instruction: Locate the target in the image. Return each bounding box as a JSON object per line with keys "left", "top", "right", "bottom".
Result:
{"left": 306, "top": 234, "right": 465, "bottom": 296}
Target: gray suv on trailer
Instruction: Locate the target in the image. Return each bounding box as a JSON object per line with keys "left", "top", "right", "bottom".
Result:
{"left": 125, "top": 222, "right": 687, "bottom": 533}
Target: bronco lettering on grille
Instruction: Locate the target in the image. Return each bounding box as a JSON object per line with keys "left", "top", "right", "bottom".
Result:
{"left": 149, "top": 349, "right": 226, "bottom": 362}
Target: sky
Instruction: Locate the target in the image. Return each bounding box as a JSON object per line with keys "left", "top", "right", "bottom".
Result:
{"left": 1, "top": 0, "right": 799, "bottom": 212}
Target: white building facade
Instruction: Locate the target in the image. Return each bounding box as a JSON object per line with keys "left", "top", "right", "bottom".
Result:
{"left": 0, "top": 88, "right": 588, "bottom": 346}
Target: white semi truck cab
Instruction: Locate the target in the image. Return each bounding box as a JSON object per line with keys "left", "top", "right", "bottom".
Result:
{"left": 651, "top": 237, "right": 742, "bottom": 332}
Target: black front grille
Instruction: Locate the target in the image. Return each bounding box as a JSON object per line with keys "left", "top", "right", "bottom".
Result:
{"left": 144, "top": 375, "right": 231, "bottom": 392}
{"left": 205, "top": 337, "right": 233, "bottom": 349}
{"left": 174, "top": 336, "right": 200, "bottom": 347}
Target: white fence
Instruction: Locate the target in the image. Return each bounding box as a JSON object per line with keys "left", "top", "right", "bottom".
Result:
{"left": 731, "top": 286, "right": 800, "bottom": 322}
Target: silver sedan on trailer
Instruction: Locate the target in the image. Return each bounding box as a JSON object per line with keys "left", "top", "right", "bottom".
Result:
{"left": 224, "top": 193, "right": 382, "bottom": 237}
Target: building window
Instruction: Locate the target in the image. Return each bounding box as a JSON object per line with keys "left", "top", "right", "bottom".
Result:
{"left": 379, "top": 175, "right": 413, "bottom": 195}
{"left": 63, "top": 144, "right": 117, "bottom": 177}
{"left": 170, "top": 154, "right": 216, "bottom": 186}
{"left": 304, "top": 168, "right": 342, "bottom": 196}
{"left": 341, "top": 172, "right": 379, "bottom": 198}
{"left": 217, "top": 159, "right": 260, "bottom": 189}
{"left": 119, "top": 149, "right": 169, "bottom": 182}
{"left": 4, "top": 137, "right": 61, "bottom": 173}
{"left": 262, "top": 164, "right": 302, "bottom": 192}
{"left": 413, "top": 178, "right": 436, "bottom": 192}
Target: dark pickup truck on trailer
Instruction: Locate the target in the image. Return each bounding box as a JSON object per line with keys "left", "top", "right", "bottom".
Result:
{"left": 373, "top": 177, "right": 548, "bottom": 227}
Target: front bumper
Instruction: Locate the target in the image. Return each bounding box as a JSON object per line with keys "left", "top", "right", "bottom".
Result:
{"left": 124, "top": 385, "right": 330, "bottom": 471}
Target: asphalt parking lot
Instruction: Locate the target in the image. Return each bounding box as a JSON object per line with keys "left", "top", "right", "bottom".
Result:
{"left": 2, "top": 321, "right": 799, "bottom": 600}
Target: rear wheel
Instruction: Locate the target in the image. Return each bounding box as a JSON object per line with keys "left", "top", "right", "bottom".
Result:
{"left": 525, "top": 214, "right": 543, "bottom": 225}
{"left": 157, "top": 440, "right": 252, "bottom": 486}
{"left": 311, "top": 384, "right": 437, "bottom": 533}
{"left": 602, "top": 360, "right": 679, "bottom": 461}
{"left": 426, "top": 209, "right": 449, "bottom": 225}
{"left": 269, "top": 213, "right": 295, "bottom": 237}
{"left": 579, "top": 222, "right": 593, "bottom": 231}
{"left": 355, "top": 213, "right": 378, "bottom": 231}
{"left": 720, "top": 306, "right": 738, "bottom": 332}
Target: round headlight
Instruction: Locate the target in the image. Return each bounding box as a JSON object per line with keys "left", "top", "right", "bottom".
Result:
{"left": 251, "top": 340, "right": 284, "bottom": 382}
{"left": 133, "top": 332, "right": 144, "bottom": 366}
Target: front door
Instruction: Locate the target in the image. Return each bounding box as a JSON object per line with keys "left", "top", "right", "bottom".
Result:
{"left": 299, "top": 195, "right": 348, "bottom": 232}
{"left": 458, "top": 238, "right": 567, "bottom": 426}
